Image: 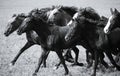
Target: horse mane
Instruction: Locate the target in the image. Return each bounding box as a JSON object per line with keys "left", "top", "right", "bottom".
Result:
{"left": 61, "top": 6, "right": 78, "bottom": 16}
{"left": 78, "top": 7, "right": 100, "bottom": 21}
{"left": 28, "top": 7, "right": 52, "bottom": 21}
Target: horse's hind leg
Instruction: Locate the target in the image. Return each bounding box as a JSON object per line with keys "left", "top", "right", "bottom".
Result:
{"left": 105, "top": 49, "right": 120, "bottom": 71}
{"left": 56, "top": 50, "right": 69, "bottom": 75}
{"left": 100, "top": 52, "right": 109, "bottom": 68}
{"left": 71, "top": 46, "right": 84, "bottom": 66}
{"left": 10, "top": 42, "right": 34, "bottom": 65}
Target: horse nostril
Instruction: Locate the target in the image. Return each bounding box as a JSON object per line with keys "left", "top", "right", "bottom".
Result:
{"left": 4, "top": 32, "right": 8, "bottom": 36}
{"left": 17, "top": 30, "right": 21, "bottom": 35}
{"left": 65, "top": 36, "right": 69, "bottom": 41}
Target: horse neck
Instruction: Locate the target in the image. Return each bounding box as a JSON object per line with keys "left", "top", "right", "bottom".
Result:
{"left": 33, "top": 23, "right": 51, "bottom": 43}
{"left": 83, "top": 22, "right": 99, "bottom": 40}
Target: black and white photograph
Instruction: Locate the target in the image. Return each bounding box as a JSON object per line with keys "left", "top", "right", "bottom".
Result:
{"left": 1, "top": 0, "right": 120, "bottom": 76}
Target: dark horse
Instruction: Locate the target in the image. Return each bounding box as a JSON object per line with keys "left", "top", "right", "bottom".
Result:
{"left": 4, "top": 13, "right": 48, "bottom": 67}
{"left": 65, "top": 7, "right": 120, "bottom": 76}
{"left": 4, "top": 6, "right": 82, "bottom": 76}
{"left": 47, "top": 6, "right": 102, "bottom": 68}
{"left": 4, "top": 7, "right": 80, "bottom": 67}
{"left": 16, "top": 9, "right": 88, "bottom": 75}
{"left": 104, "top": 8, "right": 120, "bottom": 34}
{"left": 4, "top": 7, "right": 77, "bottom": 67}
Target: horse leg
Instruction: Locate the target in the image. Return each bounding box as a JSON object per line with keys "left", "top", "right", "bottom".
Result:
{"left": 92, "top": 50, "right": 99, "bottom": 76}
{"left": 105, "top": 50, "right": 120, "bottom": 71}
{"left": 42, "top": 51, "right": 50, "bottom": 68}
{"left": 86, "top": 49, "right": 93, "bottom": 68}
{"left": 71, "top": 46, "right": 84, "bottom": 66}
{"left": 56, "top": 50, "right": 69, "bottom": 75}
{"left": 33, "top": 48, "right": 48, "bottom": 76}
{"left": 10, "top": 42, "right": 34, "bottom": 65}
{"left": 64, "top": 49, "right": 74, "bottom": 63}
{"left": 100, "top": 52, "right": 109, "bottom": 69}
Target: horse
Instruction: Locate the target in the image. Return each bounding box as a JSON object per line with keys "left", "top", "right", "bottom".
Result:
{"left": 29, "top": 7, "right": 85, "bottom": 67}
{"left": 47, "top": 6, "right": 100, "bottom": 68}
{"left": 4, "top": 13, "right": 49, "bottom": 67}
{"left": 4, "top": 7, "right": 75, "bottom": 67}
{"left": 16, "top": 8, "right": 90, "bottom": 75}
{"left": 64, "top": 7, "right": 120, "bottom": 76}
{"left": 104, "top": 8, "right": 120, "bottom": 34}
{"left": 4, "top": 7, "right": 82, "bottom": 76}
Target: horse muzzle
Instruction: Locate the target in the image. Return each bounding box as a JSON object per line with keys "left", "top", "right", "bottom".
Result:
{"left": 4, "top": 32, "right": 9, "bottom": 37}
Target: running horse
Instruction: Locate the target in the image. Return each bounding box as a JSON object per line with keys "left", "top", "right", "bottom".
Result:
{"left": 4, "top": 6, "right": 83, "bottom": 76}
{"left": 16, "top": 8, "right": 87, "bottom": 75}
{"left": 4, "top": 7, "right": 76, "bottom": 67}
{"left": 47, "top": 6, "right": 97, "bottom": 68}
{"left": 65, "top": 7, "right": 120, "bottom": 76}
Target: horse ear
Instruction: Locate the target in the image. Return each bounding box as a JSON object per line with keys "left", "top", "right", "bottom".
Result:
{"left": 110, "top": 8, "right": 114, "bottom": 15}
{"left": 58, "top": 5, "right": 62, "bottom": 9}
{"left": 12, "top": 14, "right": 17, "bottom": 17}
{"left": 114, "top": 8, "right": 119, "bottom": 14}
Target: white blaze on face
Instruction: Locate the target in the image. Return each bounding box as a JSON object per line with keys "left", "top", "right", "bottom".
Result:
{"left": 48, "top": 9, "right": 58, "bottom": 20}
{"left": 67, "top": 20, "right": 73, "bottom": 26}
{"left": 104, "top": 16, "right": 113, "bottom": 33}
{"left": 8, "top": 17, "right": 16, "bottom": 23}
{"left": 73, "top": 13, "right": 78, "bottom": 19}
{"left": 67, "top": 13, "right": 78, "bottom": 26}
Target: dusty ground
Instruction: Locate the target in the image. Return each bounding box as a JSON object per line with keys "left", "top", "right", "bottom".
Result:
{"left": 0, "top": 0, "right": 120, "bottom": 76}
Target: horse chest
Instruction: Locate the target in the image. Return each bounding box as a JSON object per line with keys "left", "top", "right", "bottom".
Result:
{"left": 26, "top": 31, "right": 39, "bottom": 44}
{"left": 46, "top": 34, "right": 63, "bottom": 50}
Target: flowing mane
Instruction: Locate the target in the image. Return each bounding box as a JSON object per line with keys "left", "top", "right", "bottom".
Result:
{"left": 61, "top": 6, "right": 78, "bottom": 16}
{"left": 28, "top": 7, "right": 52, "bottom": 21}
{"left": 78, "top": 7, "right": 100, "bottom": 20}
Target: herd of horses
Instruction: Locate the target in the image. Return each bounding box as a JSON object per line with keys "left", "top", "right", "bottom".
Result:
{"left": 4, "top": 5, "right": 120, "bottom": 76}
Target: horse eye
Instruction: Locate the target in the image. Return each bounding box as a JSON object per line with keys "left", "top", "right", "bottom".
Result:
{"left": 54, "top": 13, "right": 58, "bottom": 15}
{"left": 72, "top": 18, "right": 74, "bottom": 21}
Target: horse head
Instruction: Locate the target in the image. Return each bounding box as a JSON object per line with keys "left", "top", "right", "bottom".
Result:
{"left": 65, "top": 7, "right": 100, "bottom": 42}
{"left": 17, "top": 14, "right": 49, "bottom": 36}
{"left": 47, "top": 6, "right": 71, "bottom": 26}
{"left": 17, "top": 17, "right": 33, "bottom": 35}
{"left": 4, "top": 13, "right": 27, "bottom": 36}
{"left": 65, "top": 12, "right": 86, "bottom": 42}
{"left": 104, "top": 8, "right": 120, "bottom": 34}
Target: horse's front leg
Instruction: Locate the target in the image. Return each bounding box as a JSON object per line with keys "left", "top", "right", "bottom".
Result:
{"left": 56, "top": 50, "right": 69, "bottom": 75}
{"left": 42, "top": 51, "right": 50, "bottom": 67}
{"left": 10, "top": 42, "right": 34, "bottom": 66}
{"left": 92, "top": 50, "right": 99, "bottom": 76}
{"left": 86, "top": 49, "right": 93, "bottom": 68}
{"left": 33, "top": 48, "right": 48, "bottom": 76}
{"left": 71, "top": 46, "right": 84, "bottom": 66}
{"left": 105, "top": 49, "right": 120, "bottom": 71}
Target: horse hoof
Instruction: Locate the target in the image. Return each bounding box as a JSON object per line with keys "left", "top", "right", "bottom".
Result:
{"left": 87, "top": 64, "right": 92, "bottom": 68}
{"left": 32, "top": 73, "right": 37, "bottom": 76}
{"left": 9, "top": 63, "right": 13, "bottom": 67}
{"left": 53, "top": 66, "right": 58, "bottom": 70}
{"left": 71, "top": 62, "right": 84, "bottom": 66}
{"left": 117, "top": 67, "right": 120, "bottom": 71}
{"left": 65, "top": 72, "right": 72, "bottom": 76}
{"left": 91, "top": 74, "right": 96, "bottom": 76}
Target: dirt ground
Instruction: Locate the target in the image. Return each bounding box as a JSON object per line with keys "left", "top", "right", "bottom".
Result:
{"left": 0, "top": 0, "right": 120, "bottom": 76}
